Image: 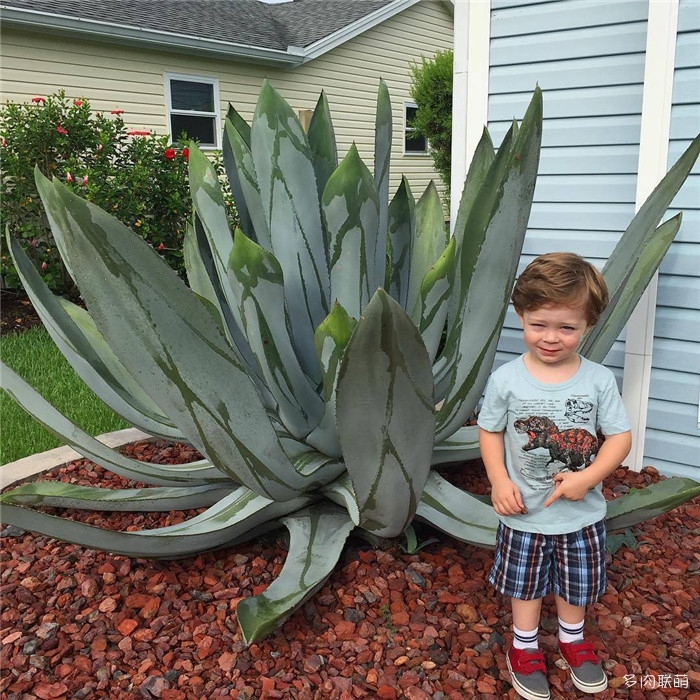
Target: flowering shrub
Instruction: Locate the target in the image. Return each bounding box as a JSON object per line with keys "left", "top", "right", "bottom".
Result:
{"left": 0, "top": 90, "right": 238, "bottom": 295}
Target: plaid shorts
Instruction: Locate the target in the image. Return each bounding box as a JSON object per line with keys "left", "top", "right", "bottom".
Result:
{"left": 488, "top": 520, "right": 607, "bottom": 607}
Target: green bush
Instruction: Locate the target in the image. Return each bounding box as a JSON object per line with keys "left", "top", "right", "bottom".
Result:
{"left": 0, "top": 90, "right": 237, "bottom": 296}
{"left": 410, "top": 49, "right": 454, "bottom": 197}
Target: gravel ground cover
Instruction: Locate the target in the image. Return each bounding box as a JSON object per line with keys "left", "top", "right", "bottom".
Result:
{"left": 1, "top": 438, "right": 699, "bottom": 700}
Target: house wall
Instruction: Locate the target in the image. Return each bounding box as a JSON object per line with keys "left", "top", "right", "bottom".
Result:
{"left": 486, "top": 0, "right": 649, "bottom": 379}
{"left": 0, "top": 0, "right": 452, "bottom": 200}
{"left": 645, "top": 0, "right": 700, "bottom": 477}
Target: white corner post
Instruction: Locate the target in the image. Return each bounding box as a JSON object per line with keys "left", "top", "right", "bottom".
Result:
{"left": 450, "top": 0, "right": 491, "bottom": 231}
{"left": 622, "top": 0, "right": 679, "bottom": 471}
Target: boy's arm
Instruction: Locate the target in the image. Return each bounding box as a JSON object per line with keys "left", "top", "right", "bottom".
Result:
{"left": 544, "top": 430, "right": 632, "bottom": 507}
{"left": 479, "top": 428, "right": 528, "bottom": 515}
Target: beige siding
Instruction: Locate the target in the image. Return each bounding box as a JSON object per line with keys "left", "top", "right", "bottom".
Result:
{"left": 0, "top": 0, "right": 452, "bottom": 200}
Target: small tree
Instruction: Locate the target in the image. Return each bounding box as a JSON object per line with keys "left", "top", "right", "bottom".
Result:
{"left": 409, "top": 49, "right": 454, "bottom": 197}
{"left": 0, "top": 90, "right": 237, "bottom": 296}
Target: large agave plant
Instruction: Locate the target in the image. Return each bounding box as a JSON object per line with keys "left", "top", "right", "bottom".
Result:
{"left": 2, "top": 81, "right": 699, "bottom": 643}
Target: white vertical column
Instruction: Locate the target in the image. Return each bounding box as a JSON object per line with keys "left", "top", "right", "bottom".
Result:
{"left": 622, "top": 0, "right": 679, "bottom": 470}
{"left": 450, "top": 0, "right": 491, "bottom": 231}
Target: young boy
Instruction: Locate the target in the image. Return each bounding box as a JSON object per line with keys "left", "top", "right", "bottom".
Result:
{"left": 478, "top": 252, "right": 631, "bottom": 700}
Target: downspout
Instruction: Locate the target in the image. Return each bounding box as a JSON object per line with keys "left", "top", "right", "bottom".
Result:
{"left": 621, "top": 0, "right": 679, "bottom": 470}
{"left": 450, "top": 0, "right": 491, "bottom": 231}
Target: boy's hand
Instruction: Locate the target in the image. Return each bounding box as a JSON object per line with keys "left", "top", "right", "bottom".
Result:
{"left": 544, "top": 471, "right": 592, "bottom": 507}
{"left": 490, "top": 477, "right": 528, "bottom": 516}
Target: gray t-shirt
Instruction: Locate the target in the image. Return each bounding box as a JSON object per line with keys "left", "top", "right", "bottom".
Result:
{"left": 477, "top": 355, "right": 631, "bottom": 534}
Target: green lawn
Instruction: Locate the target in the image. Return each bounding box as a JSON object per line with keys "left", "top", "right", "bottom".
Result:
{"left": 1, "top": 326, "right": 129, "bottom": 464}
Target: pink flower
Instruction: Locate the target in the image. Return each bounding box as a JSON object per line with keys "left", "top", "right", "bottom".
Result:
{"left": 82, "top": 175, "right": 88, "bottom": 185}
{"left": 1, "top": 138, "right": 6, "bottom": 148}
{"left": 158, "top": 242, "right": 165, "bottom": 251}
{"left": 74, "top": 100, "right": 83, "bottom": 107}
{"left": 164, "top": 148, "right": 176, "bottom": 160}
{"left": 111, "top": 109, "right": 125, "bottom": 115}
{"left": 182, "top": 147, "right": 189, "bottom": 161}
{"left": 56, "top": 125, "right": 68, "bottom": 135}
{"left": 41, "top": 262, "right": 48, "bottom": 270}
{"left": 32, "top": 96, "right": 46, "bottom": 104}
{"left": 66, "top": 172, "right": 73, "bottom": 183}
{"left": 30, "top": 239, "right": 37, "bottom": 248}
{"left": 127, "top": 129, "right": 151, "bottom": 136}
{"left": 97, "top": 144, "right": 103, "bottom": 152}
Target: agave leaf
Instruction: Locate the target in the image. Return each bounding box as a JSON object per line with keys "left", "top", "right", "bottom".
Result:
{"left": 325, "top": 144, "right": 380, "bottom": 319}
{"left": 431, "top": 424, "right": 481, "bottom": 466}
{"left": 0, "top": 482, "right": 232, "bottom": 511}
{"left": 228, "top": 231, "right": 323, "bottom": 438}
{"left": 320, "top": 473, "right": 360, "bottom": 525}
{"left": 336, "top": 289, "right": 435, "bottom": 537}
{"left": 374, "top": 78, "right": 392, "bottom": 289}
{"left": 600, "top": 132, "right": 700, "bottom": 302}
{"left": 436, "top": 89, "right": 543, "bottom": 440}
{"left": 0, "top": 487, "right": 314, "bottom": 559}
{"left": 223, "top": 117, "right": 271, "bottom": 249}
{"left": 252, "top": 79, "right": 330, "bottom": 382}
{"left": 386, "top": 176, "right": 415, "bottom": 307}
{"left": 8, "top": 235, "right": 181, "bottom": 439}
{"left": 183, "top": 218, "right": 222, "bottom": 313}
{"left": 406, "top": 181, "right": 448, "bottom": 324}
{"left": 236, "top": 504, "right": 355, "bottom": 644}
{"left": 605, "top": 477, "right": 700, "bottom": 532}
{"left": 416, "top": 471, "right": 498, "bottom": 547}
{"left": 35, "top": 171, "right": 323, "bottom": 501}
{"left": 419, "top": 237, "right": 455, "bottom": 363}
{"left": 581, "top": 214, "right": 682, "bottom": 362}
{"left": 307, "top": 91, "right": 338, "bottom": 203}
{"left": 0, "top": 362, "right": 228, "bottom": 485}
{"left": 306, "top": 302, "right": 357, "bottom": 457}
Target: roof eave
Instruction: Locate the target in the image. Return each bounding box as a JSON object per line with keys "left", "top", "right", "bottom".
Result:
{"left": 0, "top": 7, "right": 305, "bottom": 65}
{"left": 298, "top": 0, "right": 424, "bottom": 62}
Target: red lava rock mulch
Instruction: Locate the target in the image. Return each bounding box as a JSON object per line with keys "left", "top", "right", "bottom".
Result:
{"left": 1, "top": 440, "right": 699, "bottom": 700}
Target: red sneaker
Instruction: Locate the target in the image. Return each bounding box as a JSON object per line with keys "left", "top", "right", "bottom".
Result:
{"left": 558, "top": 640, "right": 608, "bottom": 694}
{"left": 506, "top": 646, "right": 550, "bottom": 700}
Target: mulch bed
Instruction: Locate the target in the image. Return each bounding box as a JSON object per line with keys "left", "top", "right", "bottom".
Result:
{"left": 1, "top": 439, "right": 699, "bottom": 700}
{"left": 1, "top": 290, "right": 43, "bottom": 335}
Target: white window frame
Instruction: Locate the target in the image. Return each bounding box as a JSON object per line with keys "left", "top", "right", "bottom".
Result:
{"left": 403, "top": 101, "right": 429, "bottom": 156}
{"left": 164, "top": 72, "right": 221, "bottom": 149}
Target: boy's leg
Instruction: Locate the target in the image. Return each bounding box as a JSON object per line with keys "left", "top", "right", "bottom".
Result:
{"left": 507, "top": 597, "right": 549, "bottom": 700}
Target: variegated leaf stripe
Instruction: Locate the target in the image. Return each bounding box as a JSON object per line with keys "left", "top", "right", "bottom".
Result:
{"left": 336, "top": 289, "right": 435, "bottom": 537}
{"left": 222, "top": 105, "right": 255, "bottom": 241}
{"left": 436, "top": 89, "right": 543, "bottom": 441}
{"left": 447, "top": 128, "right": 495, "bottom": 329}
{"left": 416, "top": 471, "right": 498, "bottom": 547}
{"left": 36, "top": 174, "right": 322, "bottom": 501}
{"left": 431, "top": 425, "right": 481, "bottom": 466}
{"left": 600, "top": 132, "right": 700, "bottom": 304}
{"left": 0, "top": 482, "right": 232, "bottom": 511}
{"left": 252, "top": 79, "right": 329, "bottom": 384}
{"left": 306, "top": 302, "right": 357, "bottom": 457}
{"left": 386, "top": 176, "right": 415, "bottom": 308}
{"left": 8, "top": 236, "right": 182, "bottom": 439}
{"left": 183, "top": 219, "right": 224, "bottom": 314}
{"left": 406, "top": 181, "right": 448, "bottom": 325}
{"left": 228, "top": 232, "right": 324, "bottom": 438}
{"left": 307, "top": 91, "right": 338, "bottom": 204}
{"left": 0, "top": 363, "right": 225, "bottom": 485}
{"left": 581, "top": 215, "right": 682, "bottom": 363}
{"left": 419, "top": 237, "right": 455, "bottom": 363}
{"left": 275, "top": 432, "right": 345, "bottom": 482}
{"left": 605, "top": 478, "right": 700, "bottom": 532}
{"left": 325, "top": 144, "right": 380, "bottom": 319}
{"left": 0, "top": 488, "right": 314, "bottom": 559}
{"left": 373, "top": 78, "right": 392, "bottom": 291}
{"left": 320, "top": 473, "right": 360, "bottom": 525}
{"left": 236, "top": 504, "right": 355, "bottom": 643}
{"left": 223, "top": 118, "right": 271, "bottom": 249}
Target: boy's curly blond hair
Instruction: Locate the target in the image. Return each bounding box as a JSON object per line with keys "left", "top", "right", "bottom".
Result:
{"left": 512, "top": 252, "right": 609, "bottom": 326}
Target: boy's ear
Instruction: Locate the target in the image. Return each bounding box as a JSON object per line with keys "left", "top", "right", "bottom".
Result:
{"left": 516, "top": 311, "right": 525, "bottom": 328}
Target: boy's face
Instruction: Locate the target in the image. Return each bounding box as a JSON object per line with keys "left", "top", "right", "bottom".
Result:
{"left": 517, "top": 303, "right": 590, "bottom": 369}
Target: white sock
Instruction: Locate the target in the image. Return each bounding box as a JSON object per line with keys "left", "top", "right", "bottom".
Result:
{"left": 513, "top": 625, "right": 539, "bottom": 650}
{"left": 558, "top": 618, "right": 584, "bottom": 644}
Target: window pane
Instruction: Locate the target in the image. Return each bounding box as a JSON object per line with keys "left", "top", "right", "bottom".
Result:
{"left": 171, "top": 80, "right": 214, "bottom": 112}
{"left": 406, "top": 105, "right": 418, "bottom": 125}
{"left": 405, "top": 133, "right": 427, "bottom": 153}
{"left": 171, "top": 114, "right": 216, "bottom": 146}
